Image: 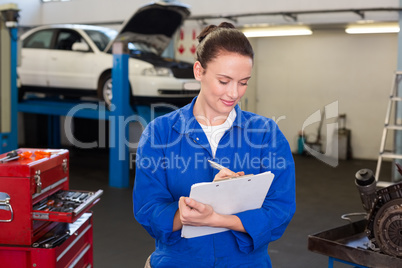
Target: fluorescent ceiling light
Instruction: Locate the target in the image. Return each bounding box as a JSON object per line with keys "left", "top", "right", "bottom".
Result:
{"left": 346, "top": 22, "right": 400, "bottom": 34}
{"left": 242, "top": 26, "right": 312, "bottom": 37}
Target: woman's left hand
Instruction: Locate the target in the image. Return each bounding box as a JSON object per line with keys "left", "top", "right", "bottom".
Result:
{"left": 213, "top": 168, "right": 245, "bottom": 182}
{"left": 177, "top": 196, "right": 246, "bottom": 233}
{"left": 178, "top": 197, "right": 216, "bottom": 226}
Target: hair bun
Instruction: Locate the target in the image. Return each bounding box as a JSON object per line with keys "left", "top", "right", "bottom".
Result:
{"left": 197, "top": 22, "right": 236, "bottom": 43}
{"left": 218, "top": 22, "right": 235, "bottom": 29}
{"left": 197, "top": 25, "right": 217, "bottom": 43}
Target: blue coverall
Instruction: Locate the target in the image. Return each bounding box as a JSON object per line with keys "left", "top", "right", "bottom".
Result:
{"left": 133, "top": 97, "right": 296, "bottom": 267}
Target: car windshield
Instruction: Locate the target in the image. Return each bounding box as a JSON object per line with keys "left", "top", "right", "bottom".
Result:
{"left": 84, "top": 28, "right": 117, "bottom": 51}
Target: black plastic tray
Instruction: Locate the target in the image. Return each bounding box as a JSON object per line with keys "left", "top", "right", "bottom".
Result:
{"left": 308, "top": 219, "right": 402, "bottom": 268}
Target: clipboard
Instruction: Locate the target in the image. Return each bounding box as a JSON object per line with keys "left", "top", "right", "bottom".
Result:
{"left": 181, "top": 171, "right": 275, "bottom": 238}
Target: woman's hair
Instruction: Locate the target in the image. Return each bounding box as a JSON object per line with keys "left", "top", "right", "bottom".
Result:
{"left": 196, "top": 22, "right": 254, "bottom": 69}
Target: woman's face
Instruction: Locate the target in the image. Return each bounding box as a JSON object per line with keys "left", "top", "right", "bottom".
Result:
{"left": 194, "top": 51, "right": 253, "bottom": 120}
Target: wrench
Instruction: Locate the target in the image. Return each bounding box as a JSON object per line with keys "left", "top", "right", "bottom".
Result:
{"left": 67, "top": 192, "right": 81, "bottom": 201}
{"left": 72, "top": 193, "right": 88, "bottom": 203}
{"left": 44, "top": 231, "right": 70, "bottom": 248}
{"left": 32, "top": 234, "right": 60, "bottom": 248}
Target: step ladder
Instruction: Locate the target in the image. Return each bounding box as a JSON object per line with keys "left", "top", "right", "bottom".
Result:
{"left": 375, "top": 71, "right": 402, "bottom": 188}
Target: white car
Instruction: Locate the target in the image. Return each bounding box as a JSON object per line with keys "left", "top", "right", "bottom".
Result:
{"left": 17, "top": 2, "right": 200, "bottom": 106}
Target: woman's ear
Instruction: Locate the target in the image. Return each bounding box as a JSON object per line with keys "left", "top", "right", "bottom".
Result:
{"left": 193, "top": 61, "right": 203, "bottom": 81}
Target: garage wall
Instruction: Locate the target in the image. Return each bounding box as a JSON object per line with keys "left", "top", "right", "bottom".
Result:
{"left": 6, "top": 0, "right": 399, "bottom": 26}
{"left": 2, "top": 0, "right": 400, "bottom": 159}
{"left": 254, "top": 31, "right": 397, "bottom": 159}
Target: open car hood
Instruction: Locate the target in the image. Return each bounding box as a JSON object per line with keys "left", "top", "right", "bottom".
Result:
{"left": 104, "top": 1, "right": 190, "bottom": 55}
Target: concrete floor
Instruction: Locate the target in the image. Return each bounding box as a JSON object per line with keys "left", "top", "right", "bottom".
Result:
{"left": 67, "top": 148, "right": 392, "bottom": 268}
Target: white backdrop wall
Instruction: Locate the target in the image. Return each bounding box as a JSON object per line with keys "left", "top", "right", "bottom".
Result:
{"left": 1, "top": 0, "right": 400, "bottom": 159}
{"left": 253, "top": 30, "right": 397, "bottom": 159}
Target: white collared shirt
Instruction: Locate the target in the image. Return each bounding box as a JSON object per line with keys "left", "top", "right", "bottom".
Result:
{"left": 199, "top": 109, "right": 237, "bottom": 158}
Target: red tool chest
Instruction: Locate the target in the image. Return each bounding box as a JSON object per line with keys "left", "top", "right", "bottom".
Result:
{"left": 0, "top": 148, "right": 102, "bottom": 267}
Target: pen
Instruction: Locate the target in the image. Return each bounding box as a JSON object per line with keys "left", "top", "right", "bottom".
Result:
{"left": 208, "top": 160, "right": 226, "bottom": 170}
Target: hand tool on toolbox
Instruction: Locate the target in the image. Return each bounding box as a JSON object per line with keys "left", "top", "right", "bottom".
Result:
{"left": 19, "top": 151, "right": 33, "bottom": 160}
{"left": 0, "top": 150, "right": 32, "bottom": 163}
{"left": 32, "top": 230, "right": 70, "bottom": 248}
{"left": 68, "top": 192, "right": 82, "bottom": 201}
{"left": 43, "top": 200, "right": 57, "bottom": 212}
{"left": 32, "top": 221, "right": 70, "bottom": 248}
{"left": 72, "top": 193, "right": 88, "bottom": 203}
{"left": 57, "top": 191, "right": 75, "bottom": 201}
{"left": 55, "top": 201, "right": 63, "bottom": 209}
{"left": 33, "top": 190, "right": 91, "bottom": 213}
{"left": 43, "top": 231, "right": 70, "bottom": 248}
{"left": 48, "top": 201, "right": 67, "bottom": 212}
{"left": 61, "top": 201, "right": 77, "bottom": 212}
{"left": 32, "top": 234, "right": 61, "bottom": 248}
{"left": 34, "top": 150, "right": 52, "bottom": 160}
{"left": 33, "top": 198, "right": 47, "bottom": 208}
{"left": 0, "top": 150, "right": 20, "bottom": 163}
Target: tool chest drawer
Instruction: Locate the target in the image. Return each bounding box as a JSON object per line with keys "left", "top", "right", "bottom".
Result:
{"left": 32, "top": 189, "right": 103, "bottom": 222}
{"left": 0, "top": 213, "right": 94, "bottom": 268}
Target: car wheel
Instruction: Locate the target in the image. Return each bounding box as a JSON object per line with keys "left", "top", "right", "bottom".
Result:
{"left": 98, "top": 72, "right": 134, "bottom": 108}
{"left": 98, "top": 73, "right": 112, "bottom": 107}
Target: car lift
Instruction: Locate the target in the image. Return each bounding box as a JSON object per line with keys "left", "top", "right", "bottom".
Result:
{"left": 18, "top": 40, "right": 172, "bottom": 188}
{"left": 5, "top": 22, "right": 166, "bottom": 188}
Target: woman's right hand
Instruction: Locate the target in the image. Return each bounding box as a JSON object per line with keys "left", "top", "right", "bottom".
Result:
{"left": 213, "top": 168, "right": 245, "bottom": 181}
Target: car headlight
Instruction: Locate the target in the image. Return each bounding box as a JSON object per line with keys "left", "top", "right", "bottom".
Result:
{"left": 142, "top": 67, "right": 172, "bottom": 77}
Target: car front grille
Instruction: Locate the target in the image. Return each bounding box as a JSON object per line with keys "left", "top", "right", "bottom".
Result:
{"left": 158, "top": 89, "right": 200, "bottom": 95}
{"left": 171, "top": 67, "right": 194, "bottom": 79}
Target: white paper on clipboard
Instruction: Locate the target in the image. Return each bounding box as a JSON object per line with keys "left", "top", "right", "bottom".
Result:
{"left": 181, "top": 171, "right": 275, "bottom": 239}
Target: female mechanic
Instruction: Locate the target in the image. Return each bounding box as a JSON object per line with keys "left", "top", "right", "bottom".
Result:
{"left": 133, "top": 22, "right": 296, "bottom": 268}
